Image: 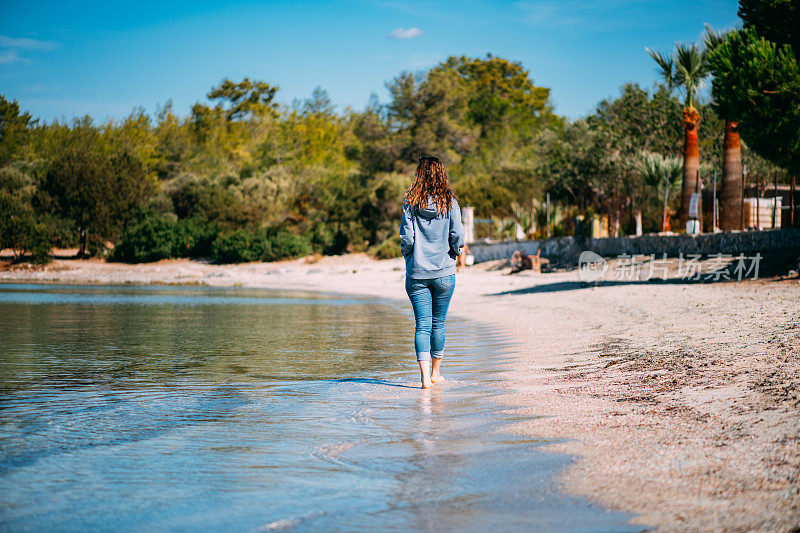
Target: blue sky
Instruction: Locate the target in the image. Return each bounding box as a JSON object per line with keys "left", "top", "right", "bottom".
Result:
{"left": 0, "top": 0, "right": 740, "bottom": 122}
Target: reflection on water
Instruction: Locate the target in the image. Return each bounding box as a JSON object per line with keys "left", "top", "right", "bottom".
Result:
{"left": 0, "top": 284, "right": 635, "bottom": 532}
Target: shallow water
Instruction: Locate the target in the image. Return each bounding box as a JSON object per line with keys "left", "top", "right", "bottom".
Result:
{"left": 0, "top": 283, "right": 635, "bottom": 532}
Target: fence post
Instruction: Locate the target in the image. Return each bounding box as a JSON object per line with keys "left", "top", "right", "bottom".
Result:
{"left": 546, "top": 192, "right": 551, "bottom": 238}
{"left": 756, "top": 176, "right": 760, "bottom": 230}
{"left": 773, "top": 171, "right": 778, "bottom": 229}
{"left": 712, "top": 171, "right": 717, "bottom": 230}
{"left": 791, "top": 174, "right": 796, "bottom": 227}
{"left": 741, "top": 165, "right": 747, "bottom": 230}
{"left": 662, "top": 178, "right": 670, "bottom": 232}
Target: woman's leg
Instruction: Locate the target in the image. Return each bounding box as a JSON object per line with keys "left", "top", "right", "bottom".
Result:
{"left": 430, "top": 274, "right": 456, "bottom": 383}
{"left": 431, "top": 357, "right": 443, "bottom": 384}
{"left": 405, "top": 277, "right": 434, "bottom": 388}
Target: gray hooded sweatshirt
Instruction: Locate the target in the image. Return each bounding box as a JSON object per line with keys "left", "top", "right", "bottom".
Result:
{"left": 399, "top": 198, "right": 465, "bottom": 279}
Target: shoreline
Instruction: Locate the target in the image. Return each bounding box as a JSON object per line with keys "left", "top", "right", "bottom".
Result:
{"left": 2, "top": 254, "right": 799, "bottom": 531}
{"left": 0, "top": 279, "right": 637, "bottom": 531}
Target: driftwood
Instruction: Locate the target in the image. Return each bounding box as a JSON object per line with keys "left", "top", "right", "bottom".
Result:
{"left": 509, "top": 249, "right": 543, "bottom": 274}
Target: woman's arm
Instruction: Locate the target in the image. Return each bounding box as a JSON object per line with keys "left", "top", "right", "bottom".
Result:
{"left": 449, "top": 199, "right": 465, "bottom": 256}
{"left": 399, "top": 202, "right": 415, "bottom": 256}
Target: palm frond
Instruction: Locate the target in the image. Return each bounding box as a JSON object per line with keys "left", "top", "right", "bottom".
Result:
{"left": 645, "top": 47, "right": 675, "bottom": 90}
{"left": 673, "top": 43, "right": 709, "bottom": 107}
{"left": 634, "top": 151, "right": 682, "bottom": 198}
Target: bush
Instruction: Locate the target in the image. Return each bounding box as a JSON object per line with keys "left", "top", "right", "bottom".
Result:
{"left": 329, "top": 229, "right": 350, "bottom": 255}
{"left": 175, "top": 218, "right": 218, "bottom": 258}
{"left": 212, "top": 227, "right": 312, "bottom": 263}
{"left": 27, "top": 223, "right": 53, "bottom": 264}
{"left": 264, "top": 229, "right": 312, "bottom": 261}
{"left": 211, "top": 229, "right": 258, "bottom": 263}
{"left": 110, "top": 214, "right": 219, "bottom": 262}
{"left": 368, "top": 235, "right": 402, "bottom": 260}
{"left": 110, "top": 215, "right": 178, "bottom": 262}
{"left": 113, "top": 213, "right": 312, "bottom": 264}
{"left": 308, "top": 222, "right": 335, "bottom": 254}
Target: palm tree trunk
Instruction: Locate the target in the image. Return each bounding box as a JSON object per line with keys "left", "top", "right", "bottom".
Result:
{"left": 719, "top": 120, "right": 743, "bottom": 230}
{"left": 680, "top": 107, "right": 701, "bottom": 228}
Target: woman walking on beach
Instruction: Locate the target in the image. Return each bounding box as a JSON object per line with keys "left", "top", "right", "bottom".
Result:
{"left": 400, "top": 156, "right": 465, "bottom": 389}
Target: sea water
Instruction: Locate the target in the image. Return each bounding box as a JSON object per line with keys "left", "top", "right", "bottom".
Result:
{"left": 0, "top": 283, "right": 636, "bottom": 532}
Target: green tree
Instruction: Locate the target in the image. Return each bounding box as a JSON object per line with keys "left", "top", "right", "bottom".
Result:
{"left": 647, "top": 43, "right": 710, "bottom": 226}
{"left": 738, "top": 0, "right": 800, "bottom": 52}
{"left": 151, "top": 101, "right": 193, "bottom": 180}
{"left": 0, "top": 190, "right": 34, "bottom": 259}
{"left": 207, "top": 77, "right": 279, "bottom": 121}
{"left": 386, "top": 67, "right": 475, "bottom": 164}
{"left": 385, "top": 54, "right": 558, "bottom": 167}
{"left": 703, "top": 27, "right": 744, "bottom": 230}
{"left": 43, "top": 132, "right": 155, "bottom": 256}
{"left": 0, "top": 184, "right": 51, "bottom": 263}
{"left": 349, "top": 94, "right": 399, "bottom": 174}
{"left": 0, "top": 96, "right": 36, "bottom": 166}
{"left": 708, "top": 0, "right": 800, "bottom": 177}
{"left": 447, "top": 54, "right": 557, "bottom": 138}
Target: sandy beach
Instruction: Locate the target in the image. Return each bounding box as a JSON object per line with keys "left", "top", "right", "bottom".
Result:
{"left": 2, "top": 253, "right": 799, "bottom": 532}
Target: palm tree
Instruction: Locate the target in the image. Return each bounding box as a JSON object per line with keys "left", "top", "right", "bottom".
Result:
{"left": 704, "top": 26, "right": 743, "bottom": 231}
{"left": 634, "top": 151, "right": 683, "bottom": 232}
{"left": 646, "top": 43, "right": 709, "bottom": 229}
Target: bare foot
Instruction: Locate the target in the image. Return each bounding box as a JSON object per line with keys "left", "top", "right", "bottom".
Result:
{"left": 431, "top": 358, "right": 443, "bottom": 384}
{"left": 418, "top": 360, "right": 432, "bottom": 390}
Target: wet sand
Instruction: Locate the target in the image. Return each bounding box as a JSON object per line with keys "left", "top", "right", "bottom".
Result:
{"left": 2, "top": 252, "right": 799, "bottom": 531}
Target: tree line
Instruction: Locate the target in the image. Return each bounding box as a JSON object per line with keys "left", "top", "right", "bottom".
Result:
{"left": 645, "top": 0, "right": 799, "bottom": 230}
{"left": 0, "top": 0, "right": 795, "bottom": 264}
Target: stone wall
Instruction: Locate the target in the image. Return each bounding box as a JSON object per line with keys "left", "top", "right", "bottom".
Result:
{"left": 468, "top": 237, "right": 577, "bottom": 263}
{"left": 468, "top": 228, "right": 800, "bottom": 265}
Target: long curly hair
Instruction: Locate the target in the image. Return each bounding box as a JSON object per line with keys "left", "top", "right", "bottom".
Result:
{"left": 404, "top": 156, "right": 457, "bottom": 214}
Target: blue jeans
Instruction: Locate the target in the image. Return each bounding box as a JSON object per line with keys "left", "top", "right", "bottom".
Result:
{"left": 405, "top": 274, "right": 456, "bottom": 362}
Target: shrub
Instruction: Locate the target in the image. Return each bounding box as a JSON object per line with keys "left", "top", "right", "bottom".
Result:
{"left": 110, "top": 215, "right": 178, "bottom": 262}
{"left": 175, "top": 218, "right": 218, "bottom": 258}
{"left": 248, "top": 229, "right": 272, "bottom": 261}
{"left": 211, "top": 229, "right": 258, "bottom": 263}
{"left": 27, "top": 222, "right": 53, "bottom": 264}
{"left": 308, "top": 222, "right": 335, "bottom": 254}
{"left": 329, "top": 229, "right": 350, "bottom": 255}
{"left": 264, "top": 230, "right": 311, "bottom": 261}
{"left": 110, "top": 214, "right": 219, "bottom": 262}
{"left": 368, "top": 235, "right": 402, "bottom": 260}
{"left": 211, "top": 227, "right": 312, "bottom": 263}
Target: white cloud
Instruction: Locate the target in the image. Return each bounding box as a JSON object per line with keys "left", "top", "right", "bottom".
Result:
{"left": 0, "top": 50, "right": 24, "bottom": 65}
{"left": 0, "top": 35, "right": 59, "bottom": 66}
{"left": 389, "top": 27, "right": 424, "bottom": 40}
{"left": 0, "top": 35, "right": 59, "bottom": 51}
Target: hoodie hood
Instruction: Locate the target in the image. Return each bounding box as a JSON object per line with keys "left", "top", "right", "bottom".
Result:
{"left": 416, "top": 199, "right": 441, "bottom": 220}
